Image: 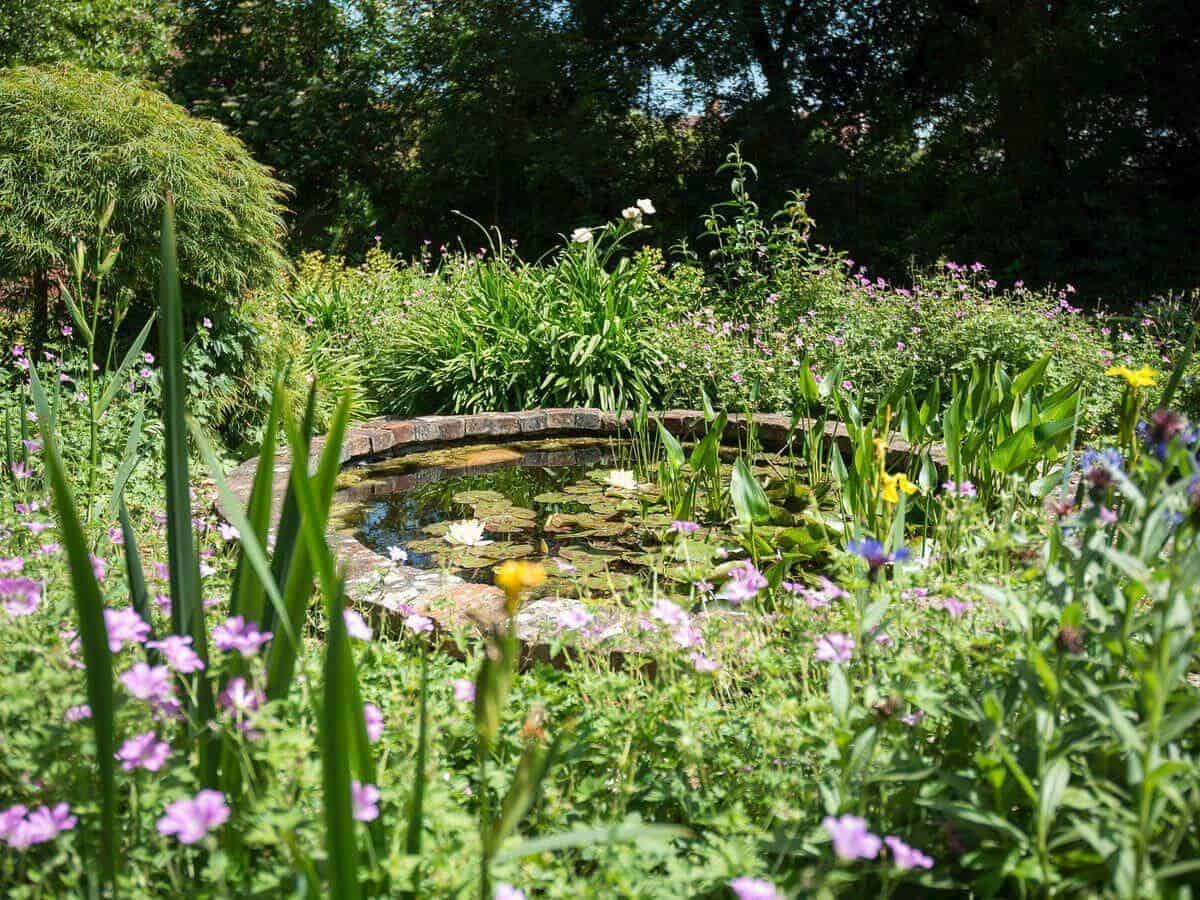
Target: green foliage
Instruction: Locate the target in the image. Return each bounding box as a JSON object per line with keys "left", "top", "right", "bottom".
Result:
{"left": 370, "top": 218, "right": 667, "bottom": 414}
{"left": 0, "top": 0, "right": 176, "bottom": 75}
{"left": 0, "top": 65, "right": 289, "bottom": 308}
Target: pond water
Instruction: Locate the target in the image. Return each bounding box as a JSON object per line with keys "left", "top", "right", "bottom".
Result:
{"left": 331, "top": 436, "right": 828, "bottom": 601}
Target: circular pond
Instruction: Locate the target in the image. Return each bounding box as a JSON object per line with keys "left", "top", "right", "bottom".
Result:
{"left": 330, "top": 435, "right": 833, "bottom": 603}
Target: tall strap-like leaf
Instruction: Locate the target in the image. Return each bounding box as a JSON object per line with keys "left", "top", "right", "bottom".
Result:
{"left": 157, "top": 195, "right": 217, "bottom": 785}
{"left": 228, "top": 380, "right": 285, "bottom": 622}
{"left": 118, "top": 497, "right": 155, "bottom": 655}
{"left": 264, "top": 382, "right": 317, "bottom": 634}
{"left": 29, "top": 366, "right": 117, "bottom": 888}
{"left": 264, "top": 392, "right": 351, "bottom": 701}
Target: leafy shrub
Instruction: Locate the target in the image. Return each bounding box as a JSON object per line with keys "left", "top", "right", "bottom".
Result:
{"left": 0, "top": 65, "right": 289, "bottom": 309}
{"left": 370, "top": 218, "right": 667, "bottom": 414}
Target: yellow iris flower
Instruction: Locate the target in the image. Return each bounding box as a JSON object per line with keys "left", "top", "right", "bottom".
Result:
{"left": 880, "top": 470, "right": 919, "bottom": 504}
{"left": 1105, "top": 365, "right": 1158, "bottom": 388}
{"left": 494, "top": 560, "right": 546, "bottom": 614}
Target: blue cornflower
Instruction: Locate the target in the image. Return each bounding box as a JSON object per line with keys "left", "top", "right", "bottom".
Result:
{"left": 848, "top": 538, "right": 910, "bottom": 573}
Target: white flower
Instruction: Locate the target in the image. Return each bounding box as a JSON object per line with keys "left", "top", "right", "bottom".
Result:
{"left": 387, "top": 546, "right": 408, "bottom": 564}
{"left": 636, "top": 198, "right": 655, "bottom": 215}
{"left": 621, "top": 206, "right": 642, "bottom": 222}
{"left": 570, "top": 227, "right": 592, "bottom": 244}
{"left": 444, "top": 519, "right": 492, "bottom": 547}
{"left": 605, "top": 470, "right": 638, "bottom": 492}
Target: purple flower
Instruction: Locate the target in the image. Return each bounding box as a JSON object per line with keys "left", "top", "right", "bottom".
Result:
{"left": 815, "top": 632, "right": 856, "bottom": 664}
{"left": 667, "top": 621, "right": 700, "bottom": 647}
{"left": 157, "top": 790, "right": 230, "bottom": 844}
{"left": 495, "top": 885, "right": 526, "bottom": 900}
{"left": 941, "top": 480, "right": 977, "bottom": 498}
{"left": 941, "top": 598, "right": 972, "bottom": 618}
{"left": 212, "top": 616, "right": 272, "bottom": 656}
{"left": 343, "top": 609, "right": 373, "bottom": 641}
{"left": 847, "top": 538, "right": 909, "bottom": 574}
{"left": 1, "top": 577, "right": 41, "bottom": 616}
{"left": 404, "top": 613, "right": 434, "bottom": 634}
{"left": 650, "top": 598, "right": 689, "bottom": 627}
{"left": 689, "top": 651, "right": 720, "bottom": 672}
{"left": 0, "top": 556, "right": 24, "bottom": 574}
{"left": 120, "top": 663, "right": 174, "bottom": 704}
{"left": 364, "top": 703, "right": 384, "bottom": 742}
{"left": 730, "top": 877, "right": 783, "bottom": 900}
{"left": 669, "top": 520, "right": 700, "bottom": 534}
{"left": 3, "top": 803, "right": 76, "bottom": 848}
{"left": 452, "top": 678, "right": 476, "bottom": 702}
{"left": 0, "top": 805, "right": 27, "bottom": 844}
{"left": 218, "top": 676, "right": 263, "bottom": 717}
{"left": 823, "top": 814, "right": 882, "bottom": 860}
{"left": 146, "top": 635, "right": 205, "bottom": 673}
{"left": 116, "top": 732, "right": 171, "bottom": 772}
{"left": 64, "top": 704, "right": 91, "bottom": 723}
{"left": 217, "top": 522, "right": 240, "bottom": 541}
{"left": 556, "top": 607, "right": 594, "bottom": 631}
{"left": 884, "top": 835, "right": 934, "bottom": 870}
{"left": 900, "top": 710, "right": 925, "bottom": 727}
{"left": 716, "top": 561, "right": 767, "bottom": 604}
{"left": 90, "top": 553, "right": 107, "bottom": 582}
{"left": 10, "top": 461, "right": 31, "bottom": 479}
{"left": 104, "top": 607, "right": 151, "bottom": 652}
{"left": 351, "top": 780, "right": 380, "bottom": 822}
{"left": 1080, "top": 447, "right": 1123, "bottom": 489}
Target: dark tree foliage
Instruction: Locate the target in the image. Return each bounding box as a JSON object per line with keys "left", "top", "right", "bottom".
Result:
{"left": 148, "top": 0, "right": 1200, "bottom": 297}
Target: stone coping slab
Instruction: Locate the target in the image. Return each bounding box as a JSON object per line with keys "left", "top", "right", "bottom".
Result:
{"left": 224, "top": 409, "right": 942, "bottom": 659}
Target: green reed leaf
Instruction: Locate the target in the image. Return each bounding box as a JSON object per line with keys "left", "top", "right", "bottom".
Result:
{"left": 29, "top": 365, "right": 116, "bottom": 887}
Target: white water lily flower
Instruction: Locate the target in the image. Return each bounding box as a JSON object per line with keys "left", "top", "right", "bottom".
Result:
{"left": 621, "top": 206, "right": 642, "bottom": 222}
{"left": 636, "top": 198, "right": 655, "bottom": 215}
{"left": 605, "top": 469, "right": 638, "bottom": 492}
{"left": 570, "top": 227, "right": 592, "bottom": 243}
{"left": 387, "top": 546, "right": 408, "bottom": 563}
{"left": 444, "top": 519, "right": 492, "bottom": 547}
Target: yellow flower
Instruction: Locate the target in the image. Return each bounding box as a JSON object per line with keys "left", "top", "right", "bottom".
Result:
{"left": 494, "top": 560, "right": 546, "bottom": 614}
{"left": 1105, "top": 365, "right": 1158, "bottom": 388}
{"left": 880, "top": 470, "right": 919, "bottom": 504}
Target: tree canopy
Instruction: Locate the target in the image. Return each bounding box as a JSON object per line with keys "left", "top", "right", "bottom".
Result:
{"left": 2, "top": 0, "right": 1196, "bottom": 299}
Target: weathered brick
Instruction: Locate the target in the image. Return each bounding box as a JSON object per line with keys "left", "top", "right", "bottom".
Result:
{"left": 513, "top": 410, "right": 548, "bottom": 432}
{"left": 463, "top": 412, "right": 520, "bottom": 436}
{"left": 414, "top": 415, "right": 466, "bottom": 442}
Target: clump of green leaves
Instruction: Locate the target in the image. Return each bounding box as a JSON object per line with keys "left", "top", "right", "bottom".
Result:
{"left": 0, "top": 65, "right": 289, "bottom": 314}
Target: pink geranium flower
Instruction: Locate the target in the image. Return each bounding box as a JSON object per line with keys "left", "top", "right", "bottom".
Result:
{"left": 823, "top": 814, "right": 882, "bottom": 860}
{"left": 157, "top": 790, "right": 230, "bottom": 844}
{"left": 116, "top": 732, "right": 171, "bottom": 772}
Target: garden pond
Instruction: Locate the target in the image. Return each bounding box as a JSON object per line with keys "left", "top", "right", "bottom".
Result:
{"left": 330, "top": 436, "right": 835, "bottom": 602}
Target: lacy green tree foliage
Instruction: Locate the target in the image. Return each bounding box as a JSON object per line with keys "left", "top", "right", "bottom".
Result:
{"left": 0, "top": 65, "right": 289, "bottom": 310}
{"left": 0, "top": 0, "right": 176, "bottom": 75}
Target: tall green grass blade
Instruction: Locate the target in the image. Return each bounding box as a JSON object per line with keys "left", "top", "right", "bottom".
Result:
{"left": 157, "top": 195, "right": 217, "bottom": 785}
{"left": 319, "top": 583, "right": 362, "bottom": 900}
{"left": 1159, "top": 324, "right": 1195, "bottom": 411}
{"left": 265, "top": 392, "right": 352, "bottom": 701}
{"left": 107, "top": 401, "right": 144, "bottom": 518}
{"left": 97, "top": 314, "right": 156, "bottom": 416}
{"left": 29, "top": 366, "right": 116, "bottom": 887}
{"left": 118, "top": 496, "right": 155, "bottom": 651}
{"left": 284, "top": 394, "right": 367, "bottom": 898}
{"left": 228, "top": 381, "right": 284, "bottom": 622}
{"left": 405, "top": 649, "right": 429, "bottom": 857}
{"left": 188, "top": 417, "right": 294, "bottom": 647}
{"left": 264, "top": 382, "right": 317, "bottom": 634}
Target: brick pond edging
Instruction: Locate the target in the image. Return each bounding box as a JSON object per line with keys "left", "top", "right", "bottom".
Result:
{"left": 223, "top": 409, "right": 940, "bottom": 657}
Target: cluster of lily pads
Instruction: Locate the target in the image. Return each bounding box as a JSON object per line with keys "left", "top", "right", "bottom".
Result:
{"left": 385, "top": 447, "right": 837, "bottom": 602}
